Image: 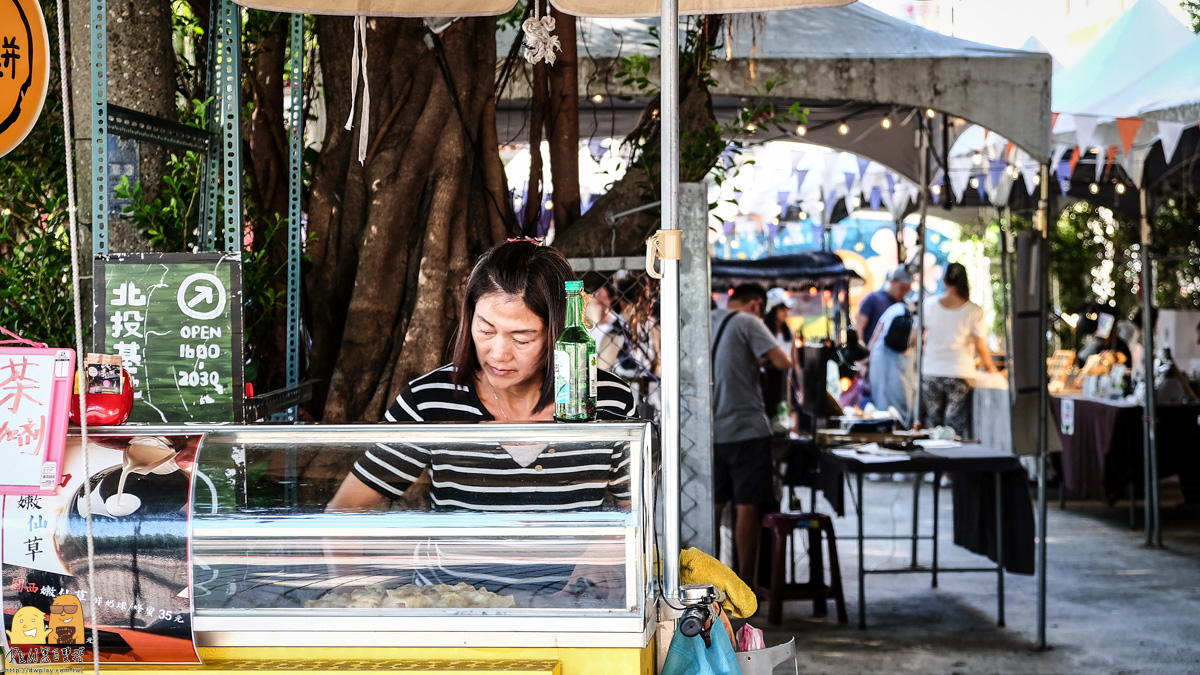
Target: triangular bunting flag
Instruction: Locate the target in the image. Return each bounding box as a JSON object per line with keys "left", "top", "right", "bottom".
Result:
{"left": 777, "top": 191, "right": 791, "bottom": 215}
{"left": 1051, "top": 112, "right": 1060, "bottom": 133}
{"left": 1123, "top": 145, "right": 1151, "bottom": 188}
{"left": 869, "top": 186, "right": 882, "bottom": 211}
{"left": 1059, "top": 176, "right": 1070, "bottom": 196}
{"left": 949, "top": 156, "right": 973, "bottom": 203}
{"left": 857, "top": 156, "right": 871, "bottom": 180}
{"left": 822, "top": 153, "right": 839, "bottom": 197}
{"left": 1050, "top": 143, "right": 1070, "bottom": 169}
{"left": 795, "top": 169, "right": 809, "bottom": 194}
{"left": 987, "top": 159, "right": 1006, "bottom": 191}
{"left": 1105, "top": 145, "right": 1117, "bottom": 180}
{"left": 1116, "top": 118, "right": 1144, "bottom": 156}
{"left": 791, "top": 150, "right": 806, "bottom": 170}
{"left": 983, "top": 129, "right": 990, "bottom": 142}
{"left": 1156, "top": 121, "right": 1187, "bottom": 163}
{"left": 844, "top": 171, "right": 857, "bottom": 194}
{"left": 975, "top": 176, "right": 987, "bottom": 202}
{"left": 885, "top": 172, "right": 896, "bottom": 195}
{"left": 1021, "top": 164, "right": 1039, "bottom": 196}
{"left": 1067, "top": 146, "right": 1081, "bottom": 177}
{"left": 1074, "top": 115, "right": 1099, "bottom": 154}
{"left": 1095, "top": 146, "right": 1109, "bottom": 181}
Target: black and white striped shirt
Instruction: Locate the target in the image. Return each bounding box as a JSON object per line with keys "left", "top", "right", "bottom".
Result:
{"left": 352, "top": 365, "right": 637, "bottom": 511}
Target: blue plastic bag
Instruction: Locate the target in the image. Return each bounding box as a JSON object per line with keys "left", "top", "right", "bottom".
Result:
{"left": 661, "top": 624, "right": 743, "bottom": 675}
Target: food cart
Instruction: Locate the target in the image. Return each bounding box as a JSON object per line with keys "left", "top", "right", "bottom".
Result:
{"left": 52, "top": 423, "right": 658, "bottom": 673}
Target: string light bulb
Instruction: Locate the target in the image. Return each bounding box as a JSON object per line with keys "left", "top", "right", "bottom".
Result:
{"left": 837, "top": 122, "right": 850, "bottom": 135}
{"left": 592, "top": 94, "right": 603, "bottom": 103}
{"left": 796, "top": 124, "right": 807, "bottom": 136}
{"left": 972, "top": 152, "right": 984, "bottom": 166}
{"left": 969, "top": 177, "right": 980, "bottom": 189}
{"left": 1088, "top": 183, "right": 1099, "bottom": 194}
{"left": 931, "top": 185, "right": 941, "bottom": 195}
{"left": 1115, "top": 183, "right": 1127, "bottom": 195}
{"left": 798, "top": 211, "right": 808, "bottom": 221}
{"left": 881, "top": 117, "right": 892, "bottom": 130}
{"left": 1033, "top": 174, "right": 1041, "bottom": 186}
{"left": 746, "top": 123, "right": 757, "bottom": 132}
{"left": 925, "top": 108, "right": 936, "bottom": 119}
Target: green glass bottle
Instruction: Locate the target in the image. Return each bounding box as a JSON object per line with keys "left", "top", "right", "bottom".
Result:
{"left": 554, "top": 280, "right": 597, "bottom": 421}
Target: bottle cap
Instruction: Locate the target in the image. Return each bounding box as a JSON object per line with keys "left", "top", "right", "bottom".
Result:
{"left": 565, "top": 280, "right": 584, "bottom": 293}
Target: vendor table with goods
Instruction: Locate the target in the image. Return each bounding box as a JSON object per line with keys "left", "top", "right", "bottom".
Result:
{"left": 807, "top": 441, "right": 1035, "bottom": 629}
{"left": 1049, "top": 395, "right": 1200, "bottom": 514}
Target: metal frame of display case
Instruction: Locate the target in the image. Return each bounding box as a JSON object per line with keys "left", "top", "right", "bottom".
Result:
{"left": 83, "top": 422, "right": 657, "bottom": 649}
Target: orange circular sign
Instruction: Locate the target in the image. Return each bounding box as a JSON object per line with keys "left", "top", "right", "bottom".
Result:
{"left": 0, "top": 0, "right": 50, "bottom": 158}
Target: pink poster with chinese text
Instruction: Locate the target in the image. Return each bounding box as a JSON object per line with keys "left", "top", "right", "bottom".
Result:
{"left": 0, "top": 347, "right": 74, "bottom": 496}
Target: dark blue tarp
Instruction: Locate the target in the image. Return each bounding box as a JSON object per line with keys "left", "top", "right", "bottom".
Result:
{"left": 710, "top": 252, "right": 861, "bottom": 286}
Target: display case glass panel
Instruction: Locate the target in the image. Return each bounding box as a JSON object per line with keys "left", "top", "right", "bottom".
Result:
{"left": 174, "top": 423, "right": 654, "bottom": 632}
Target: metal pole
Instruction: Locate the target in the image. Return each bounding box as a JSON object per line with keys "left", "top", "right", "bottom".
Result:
{"left": 1138, "top": 188, "right": 1160, "bottom": 548}
{"left": 857, "top": 471, "right": 866, "bottom": 629}
{"left": 1000, "top": 205, "right": 1014, "bottom": 404}
{"left": 1036, "top": 163, "right": 1050, "bottom": 649}
{"left": 285, "top": 14, "right": 304, "bottom": 422}
{"left": 996, "top": 471, "right": 1005, "bottom": 627}
{"left": 913, "top": 118, "right": 931, "bottom": 427}
{"left": 91, "top": 0, "right": 109, "bottom": 257}
{"left": 659, "top": 0, "right": 682, "bottom": 600}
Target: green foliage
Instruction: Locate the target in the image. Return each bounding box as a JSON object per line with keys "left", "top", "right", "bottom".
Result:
{"left": 1183, "top": 0, "right": 1200, "bottom": 33}
{"left": 613, "top": 19, "right": 807, "bottom": 222}
{"left": 0, "top": 0, "right": 78, "bottom": 349}
{"left": 112, "top": 101, "right": 210, "bottom": 252}
{"left": 1149, "top": 192, "right": 1200, "bottom": 310}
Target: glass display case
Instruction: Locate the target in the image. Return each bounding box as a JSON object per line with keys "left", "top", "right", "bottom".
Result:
{"left": 176, "top": 422, "right": 656, "bottom": 648}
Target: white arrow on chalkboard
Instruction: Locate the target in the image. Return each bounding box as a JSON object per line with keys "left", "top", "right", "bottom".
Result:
{"left": 188, "top": 286, "right": 214, "bottom": 308}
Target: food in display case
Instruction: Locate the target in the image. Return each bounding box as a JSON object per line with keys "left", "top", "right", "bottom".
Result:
{"left": 306, "top": 583, "right": 516, "bottom": 609}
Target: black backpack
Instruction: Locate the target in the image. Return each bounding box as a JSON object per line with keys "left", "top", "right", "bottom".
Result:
{"left": 883, "top": 306, "right": 913, "bottom": 352}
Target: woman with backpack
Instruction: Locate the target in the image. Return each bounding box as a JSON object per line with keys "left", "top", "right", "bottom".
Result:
{"left": 867, "top": 299, "right": 917, "bottom": 427}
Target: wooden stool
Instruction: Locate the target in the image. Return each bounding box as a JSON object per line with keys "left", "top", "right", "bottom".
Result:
{"left": 754, "top": 512, "right": 848, "bottom": 625}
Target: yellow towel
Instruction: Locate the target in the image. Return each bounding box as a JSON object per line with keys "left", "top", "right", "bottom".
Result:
{"left": 679, "top": 547, "right": 757, "bottom": 619}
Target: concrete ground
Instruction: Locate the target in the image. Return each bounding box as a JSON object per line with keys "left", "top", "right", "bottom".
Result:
{"left": 741, "top": 478, "right": 1200, "bottom": 675}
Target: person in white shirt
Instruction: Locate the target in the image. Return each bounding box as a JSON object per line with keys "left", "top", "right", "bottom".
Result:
{"left": 920, "top": 263, "right": 997, "bottom": 436}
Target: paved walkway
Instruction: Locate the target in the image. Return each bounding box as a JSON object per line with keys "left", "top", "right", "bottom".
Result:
{"left": 746, "top": 478, "right": 1200, "bottom": 674}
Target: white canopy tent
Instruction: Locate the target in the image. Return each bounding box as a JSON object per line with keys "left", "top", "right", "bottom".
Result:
{"left": 500, "top": 2, "right": 1052, "bottom": 179}
{"left": 1051, "top": 0, "right": 1193, "bottom": 120}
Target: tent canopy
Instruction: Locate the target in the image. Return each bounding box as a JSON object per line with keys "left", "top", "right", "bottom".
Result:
{"left": 500, "top": 2, "right": 1052, "bottom": 174}
{"left": 1051, "top": 0, "right": 1193, "bottom": 119}
{"left": 232, "top": 0, "right": 851, "bottom": 17}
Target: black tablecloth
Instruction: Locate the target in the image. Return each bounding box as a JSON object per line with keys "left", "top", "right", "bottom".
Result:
{"left": 1049, "top": 396, "right": 1200, "bottom": 504}
{"left": 814, "top": 448, "right": 1036, "bottom": 575}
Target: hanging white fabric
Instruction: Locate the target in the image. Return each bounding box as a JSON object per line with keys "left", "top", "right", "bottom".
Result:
{"left": 344, "top": 16, "right": 370, "bottom": 164}
{"left": 522, "top": 0, "right": 561, "bottom": 65}
{"left": 53, "top": 0, "right": 101, "bottom": 671}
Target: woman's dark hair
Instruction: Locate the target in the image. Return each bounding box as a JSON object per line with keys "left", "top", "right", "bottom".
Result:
{"left": 943, "top": 262, "right": 970, "bottom": 300}
{"left": 451, "top": 240, "right": 573, "bottom": 413}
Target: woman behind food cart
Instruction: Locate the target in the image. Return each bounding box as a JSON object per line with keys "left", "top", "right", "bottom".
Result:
{"left": 325, "top": 240, "right": 635, "bottom": 600}
{"left": 328, "top": 239, "right": 636, "bottom": 512}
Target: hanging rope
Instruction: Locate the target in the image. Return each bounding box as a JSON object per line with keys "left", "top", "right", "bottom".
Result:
{"left": 344, "top": 16, "right": 370, "bottom": 164}
{"left": 522, "top": 0, "right": 560, "bottom": 66}
{"left": 54, "top": 1, "right": 100, "bottom": 672}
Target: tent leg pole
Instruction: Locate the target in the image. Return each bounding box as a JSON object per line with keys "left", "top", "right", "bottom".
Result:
{"left": 659, "top": 0, "right": 682, "bottom": 600}
{"left": 1036, "top": 163, "right": 1050, "bottom": 650}
{"left": 1000, "top": 204, "right": 1013, "bottom": 401}
{"left": 1138, "top": 188, "right": 1160, "bottom": 548}
{"left": 913, "top": 117, "right": 931, "bottom": 428}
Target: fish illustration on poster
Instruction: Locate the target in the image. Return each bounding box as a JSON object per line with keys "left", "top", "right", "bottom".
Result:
{"left": 1, "top": 434, "right": 203, "bottom": 665}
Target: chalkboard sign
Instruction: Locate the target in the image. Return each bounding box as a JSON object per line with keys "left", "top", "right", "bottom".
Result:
{"left": 94, "top": 253, "right": 244, "bottom": 424}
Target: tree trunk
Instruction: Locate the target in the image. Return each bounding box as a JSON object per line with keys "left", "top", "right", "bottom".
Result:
{"left": 242, "top": 15, "right": 291, "bottom": 394}
{"left": 305, "top": 17, "right": 506, "bottom": 421}
{"left": 552, "top": 66, "right": 720, "bottom": 257}
{"left": 68, "top": 0, "right": 176, "bottom": 254}
{"left": 546, "top": 8, "right": 581, "bottom": 233}
{"left": 523, "top": 60, "right": 547, "bottom": 236}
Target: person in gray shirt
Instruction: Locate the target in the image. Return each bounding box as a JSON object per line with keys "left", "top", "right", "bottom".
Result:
{"left": 711, "top": 283, "right": 792, "bottom": 584}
